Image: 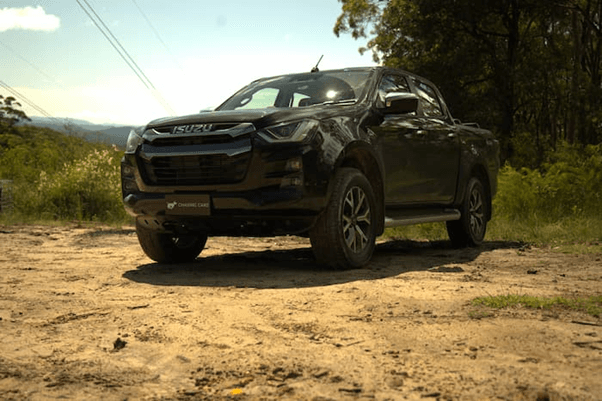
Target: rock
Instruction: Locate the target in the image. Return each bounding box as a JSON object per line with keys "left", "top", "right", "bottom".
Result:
{"left": 113, "top": 337, "right": 127, "bottom": 351}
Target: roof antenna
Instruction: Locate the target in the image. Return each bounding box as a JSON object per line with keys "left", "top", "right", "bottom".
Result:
{"left": 311, "top": 55, "right": 323, "bottom": 73}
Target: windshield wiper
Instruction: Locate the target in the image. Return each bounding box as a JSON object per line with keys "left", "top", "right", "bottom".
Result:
{"left": 316, "top": 98, "right": 357, "bottom": 106}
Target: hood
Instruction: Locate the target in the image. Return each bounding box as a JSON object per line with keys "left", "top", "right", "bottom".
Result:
{"left": 146, "top": 104, "right": 362, "bottom": 131}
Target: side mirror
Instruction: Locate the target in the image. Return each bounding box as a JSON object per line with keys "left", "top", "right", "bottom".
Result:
{"left": 383, "top": 92, "right": 419, "bottom": 115}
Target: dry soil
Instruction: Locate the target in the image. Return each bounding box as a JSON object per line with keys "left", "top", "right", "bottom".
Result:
{"left": 0, "top": 224, "right": 601, "bottom": 400}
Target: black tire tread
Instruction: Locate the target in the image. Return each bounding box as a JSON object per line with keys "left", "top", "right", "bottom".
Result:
{"left": 446, "top": 177, "right": 488, "bottom": 248}
{"left": 310, "top": 168, "right": 376, "bottom": 269}
{"left": 136, "top": 221, "right": 207, "bottom": 263}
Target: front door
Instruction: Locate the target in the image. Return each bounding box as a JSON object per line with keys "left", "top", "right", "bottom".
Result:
{"left": 373, "top": 73, "right": 460, "bottom": 205}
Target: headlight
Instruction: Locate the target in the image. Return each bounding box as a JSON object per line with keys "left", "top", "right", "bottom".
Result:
{"left": 260, "top": 120, "right": 318, "bottom": 142}
{"left": 125, "top": 127, "right": 144, "bottom": 154}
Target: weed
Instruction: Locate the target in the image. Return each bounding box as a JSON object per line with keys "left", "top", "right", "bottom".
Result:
{"left": 468, "top": 309, "right": 493, "bottom": 320}
{"left": 471, "top": 295, "right": 602, "bottom": 318}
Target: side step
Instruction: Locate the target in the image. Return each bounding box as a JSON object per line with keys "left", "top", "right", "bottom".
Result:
{"left": 384, "top": 208, "right": 461, "bottom": 228}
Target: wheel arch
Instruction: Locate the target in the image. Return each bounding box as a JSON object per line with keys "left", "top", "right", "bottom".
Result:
{"left": 335, "top": 142, "right": 385, "bottom": 236}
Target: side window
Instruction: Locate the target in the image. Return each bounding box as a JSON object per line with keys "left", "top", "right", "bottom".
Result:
{"left": 411, "top": 79, "right": 443, "bottom": 117}
{"left": 292, "top": 92, "right": 311, "bottom": 107}
{"left": 377, "top": 74, "right": 410, "bottom": 108}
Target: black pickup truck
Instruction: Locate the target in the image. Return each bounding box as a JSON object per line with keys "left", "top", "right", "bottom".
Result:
{"left": 121, "top": 66, "right": 499, "bottom": 268}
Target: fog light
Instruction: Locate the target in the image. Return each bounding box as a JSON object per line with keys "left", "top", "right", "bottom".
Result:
{"left": 124, "top": 180, "right": 139, "bottom": 192}
{"left": 122, "top": 164, "right": 135, "bottom": 176}
{"left": 285, "top": 157, "right": 302, "bottom": 172}
{"left": 280, "top": 175, "right": 303, "bottom": 188}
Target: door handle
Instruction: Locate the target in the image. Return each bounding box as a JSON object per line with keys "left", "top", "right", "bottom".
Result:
{"left": 401, "top": 130, "right": 426, "bottom": 139}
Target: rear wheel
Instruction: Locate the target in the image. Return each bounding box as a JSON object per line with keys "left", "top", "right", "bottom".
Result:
{"left": 446, "top": 176, "right": 488, "bottom": 247}
{"left": 136, "top": 220, "right": 207, "bottom": 263}
{"left": 310, "top": 168, "right": 377, "bottom": 269}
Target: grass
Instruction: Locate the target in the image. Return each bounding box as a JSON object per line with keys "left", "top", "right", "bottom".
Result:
{"left": 381, "top": 215, "right": 602, "bottom": 255}
{"left": 382, "top": 222, "right": 448, "bottom": 242}
{"left": 471, "top": 294, "right": 602, "bottom": 318}
{"left": 486, "top": 215, "right": 602, "bottom": 247}
{"left": 550, "top": 242, "right": 602, "bottom": 254}
{"left": 0, "top": 212, "right": 134, "bottom": 229}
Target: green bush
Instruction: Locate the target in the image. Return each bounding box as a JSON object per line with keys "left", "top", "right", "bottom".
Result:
{"left": 1, "top": 125, "right": 129, "bottom": 223}
{"left": 494, "top": 143, "right": 602, "bottom": 222}
{"left": 0, "top": 126, "right": 101, "bottom": 182}
{"left": 34, "top": 148, "right": 127, "bottom": 222}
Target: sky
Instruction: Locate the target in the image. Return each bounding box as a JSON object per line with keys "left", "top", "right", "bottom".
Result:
{"left": 0, "top": 0, "right": 377, "bottom": 126}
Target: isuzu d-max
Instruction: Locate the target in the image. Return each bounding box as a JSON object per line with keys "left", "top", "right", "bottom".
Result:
{"left": 122, "top": 66, "right": 499, "bottom": 268}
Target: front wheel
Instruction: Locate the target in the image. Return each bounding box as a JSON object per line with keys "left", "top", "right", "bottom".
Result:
{"left": 446, "top": 176, "right": 489, "bottom": 247}
{"left": 309, "top": 168, "right": 377, "bottom": 269}
{"left": 136, "top": 221, "right": 207, "bottom": 263}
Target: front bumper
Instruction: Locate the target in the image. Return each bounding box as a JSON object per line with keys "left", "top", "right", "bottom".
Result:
{"left": 121, "top": 131, "right": 331, "bottom": 236}
{"left": 123, "top": 189, "right": 322, "bottom": 236}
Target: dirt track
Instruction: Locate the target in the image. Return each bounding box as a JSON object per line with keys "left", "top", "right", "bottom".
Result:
{"left": 0, "top": 224, "right": 601, "bottom": 400}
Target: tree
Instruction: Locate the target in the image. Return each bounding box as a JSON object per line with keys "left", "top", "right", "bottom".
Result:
{"left": 564, "top": 0, "right": 602, "bottom": 146}
{"left": 334, "top": 0, "right": 602, "bottom": 166}
{"left": 0, "top": 95, "right": 31, "bottom": 133}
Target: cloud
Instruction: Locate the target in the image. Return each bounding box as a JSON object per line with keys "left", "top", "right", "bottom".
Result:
{"left": 0, "top": 6, "right": 60, "bottom": 32}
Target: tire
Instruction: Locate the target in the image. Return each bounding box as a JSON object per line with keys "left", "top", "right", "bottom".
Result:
{"left": 136, "top": 220, "right": 207, "bottom": 263}
{"left": 446, "top": 176, "right": 488, "bottom": 247}
{"left": 309, "top": 168, "right": 377, "bottom": 269}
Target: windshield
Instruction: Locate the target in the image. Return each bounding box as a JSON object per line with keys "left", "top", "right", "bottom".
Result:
{"left": 217, "top": 69, "right": 372, "bottom": 111}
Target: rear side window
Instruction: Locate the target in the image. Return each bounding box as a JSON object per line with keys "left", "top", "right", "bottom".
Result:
{"left": 411, "top": 79, "right": 443, "bottom": 117}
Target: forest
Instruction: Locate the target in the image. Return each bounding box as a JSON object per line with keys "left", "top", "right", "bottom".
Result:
{"left": 335, "top": 0, "right": 602, "bottom": 167}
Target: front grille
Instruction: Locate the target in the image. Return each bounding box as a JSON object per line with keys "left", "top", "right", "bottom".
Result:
{"left": 141, "top": 152, "right": 250, "bottom": 186}
{"left": 149, "top": 135, "right": 233, "bottom": 147}
{"left": 138, "top": 122, "right": 255, "bottom": 186}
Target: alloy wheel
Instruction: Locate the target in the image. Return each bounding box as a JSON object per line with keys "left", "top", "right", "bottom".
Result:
{"left": 342, "top": 186, "right": 372, "bottom": 253}
{"left": 469, "top": 186, "right": 485, "bottom": 239}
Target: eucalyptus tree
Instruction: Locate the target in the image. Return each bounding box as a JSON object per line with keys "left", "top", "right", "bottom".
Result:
{"left": 0, "top": 95, "right": 30, "bottom": 133}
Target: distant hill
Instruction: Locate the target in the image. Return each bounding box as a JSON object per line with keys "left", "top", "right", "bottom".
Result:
{"left": 22, "top": 117, "right": 135, "bottom": 149}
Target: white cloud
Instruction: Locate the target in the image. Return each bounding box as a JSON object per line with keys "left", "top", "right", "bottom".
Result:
{"left": 0, "top": 6, "right": 60, "bottom": 32}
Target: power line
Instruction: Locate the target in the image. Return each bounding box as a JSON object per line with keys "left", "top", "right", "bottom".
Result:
{"left": 76, "top": 0, "right": 151, "bottom": 89}
{"left": 75, "top": 0, "right": 176, "bottom": 116}
{"left": 0, "top": 81, "right": 120, "bottom": 134}
{"left": 0, "top": 80, "right": 57, "bottom": 121}
{"left": 130, "top": 0, "right": 185, "bottom": 72}
{"left": 0, "top": 40, "right": 68, "bottom": 90}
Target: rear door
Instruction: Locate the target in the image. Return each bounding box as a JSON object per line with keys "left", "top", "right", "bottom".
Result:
{"left": 408, "top": 77, "right": 460, "bottom": 203}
